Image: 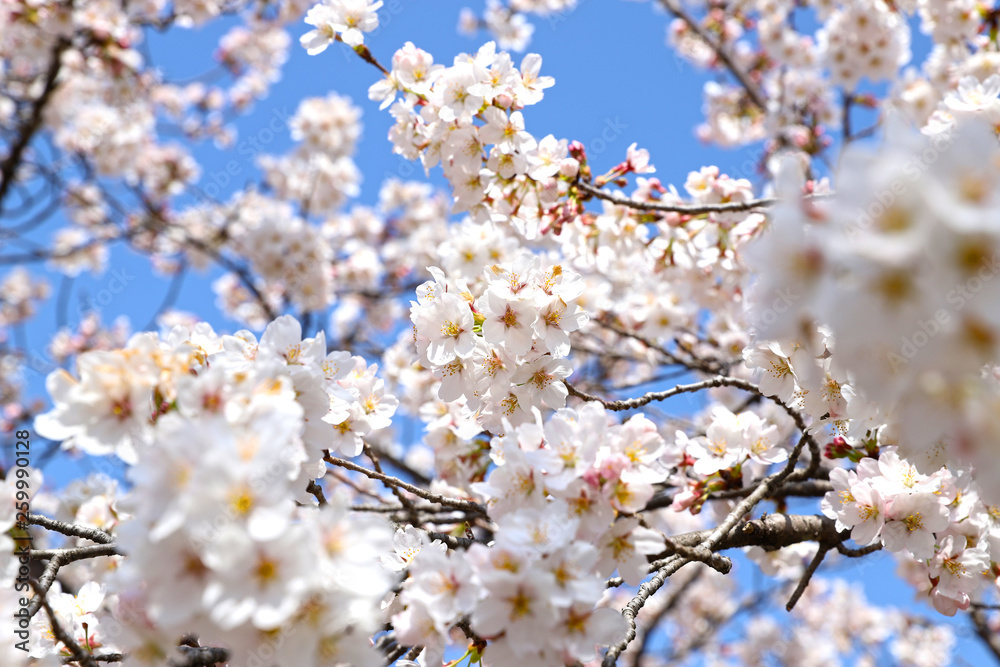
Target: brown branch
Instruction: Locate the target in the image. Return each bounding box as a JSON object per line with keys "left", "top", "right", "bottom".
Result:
{"left": 455, "top": 617, "right": 486, "bottom": 645}
{"left": 567, "top": 373, "right": 822, "bottom": 482}
{"left": 658, "top": 0, "right": 767, "bottom": 111}
{"left": 305, "top": 479, "right": 328, "bottom": 506}
{"left": 62, "top": 654, "right": 124, "bottom": 663}
{"left": 629, "top": 568, "right": 703, "bottom": 667}
{"left": 656, "top": 513, "right": 841, "bottom": 556}
{"left": 643, "top": 479, "right": 834, "bottom": 512}
{"left": 602, "top": 555, "right": 684, "bottom": 665}
{"left": 0, "top": 225, "right": 137, "bottom": 265}
{"left": 365, "top": 445, "right": 433, "bottom": 486}
{"left": 29, "top": 544, "right": 121, "bottom": 561}
{"left": 26, "top": 544, "right": 122, "bottom": 618}
{"left": 170, "top": 644, "right": 230, "bottom": 667}
{"left": 971, "top": 607, "right": 1000, "bottom": 663}
{"left": 565, "top": 375, "right": 744, "bottom": 412}
{"left": 576, "top": 179, "right": 785, "bottom": 216}
{"left": 785, "top": 543, "right": 830, "bottom": 611}
{"left": 28, "top": 514, "right": 114, "bottom": 544}
{"left": 426, "top": 530, "right": 477, "bottom": 550}
{"left": 661, "top": 537, "right": 731, "bottom": 574}
{"left": 593, "top": 316, "right": 728, "bottom": 374}
{"left": 836, "top": 541, "right": 882, "bottom": 557}
{"left": 324, "top": 454, "right": 488, "bottom": 516}
{"left": 383, "top": 643, "right": 410, "bottom": 664}
{"left": 29, "top": 579, "right": 100, "bottom": 667}
{"left": 350, "top": 502, "right": 478, "bottom": 516}
{"left": 603, "top": 415, "right": 818, "bottom": 665}
{"left": 365, "top": 442, "right": 418, "bottom": 518}
{"left": 0, "top": 38, "right": 71, "bottom": 215}
{"left": 136, "top": 200, "right": 278, "bottom": 321}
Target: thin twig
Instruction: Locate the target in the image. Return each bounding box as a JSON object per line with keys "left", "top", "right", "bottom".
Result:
{"left": 661, "top": 537, "right": 731, "bottom": 574}
{"left": 28, "top": 514, "right": 114, "bottom": 544}
{"left": 305, "top": 479, "right": 328, "bottom": 506}
{"left": 785, "top": 544, "right": 830, "bottom": 611}
{"left": 835, "top": 541, "right": 882, "bottom": 558}
{"left": 565, "top": 375, "right": 739, "bottom": 412}
{"left": 365, "top": 442, "right": 418, "bottom": 518}
{"left": 971, "top": 607, "right": 1000, "bottom": 662}
{"left": 576, "top": 179, "right": 791, "bottom": 216}
{"left": 603, "top": 425, "right": 818, "bottom": 664}
{"left": 170, "top": 644, "right": 230, "bottom": 667}
{"left": 324, "top": 454, "right": 488, "bottom": 516}
{"left": 29, "top": 579, "right": 100, "bottom": 667}
{"left": 26, "top": 544, "right": 122, "bottom": 618}
{"left": 29, "top": 544, "right": 121, "bottom": 561}
{"left": 602, "top": 555, "right": 683, "bottom": 665}
{"left": 658, "top": 0, "right": 768, "bottom": 110}
{"left": 594, "top": 316, "right": 727, "bottom": 374}
{"left": 565, "top": 374, "right": 821, "bottom": 481}
{"left": 642, "top": 479, "right": 834, "bottom": 512}
{"left": 0, "top": 38, "right": 71, "bottom": 214}
{"left": 629, "top": 568, "right": 704, "bottom": 667}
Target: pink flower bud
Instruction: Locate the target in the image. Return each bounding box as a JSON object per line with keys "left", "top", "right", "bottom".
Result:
{"left": 559, "top": 158, "right": 579, "bottom": 178}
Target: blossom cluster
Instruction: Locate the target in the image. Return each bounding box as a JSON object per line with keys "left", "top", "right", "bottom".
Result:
{"left": 391, "top": 402, "right": 677, "bottom": 664}
{"left": 410, "top": 253, "right": 588, "bottom": 432}
{"left": 746, "top": 110, "right": 1000, "bottom": 493}
{"left": 361, "top": 39, "right": 582, "bottom": 239}
{"left": 35, "top": 315, "right": 396, "bottom": 463}
{"left": 10, "top": 0, "right": 1000, "bottom": 664}
{"left": 0, "top": 268, "right": 50, "bottom": 328}
{"left": 25, "top": 316, "right": 402, "bottom": 664}
{"left": 301, "top": 0, "right": 384, "bottom": 52}
{"left": 822, "top": 449, "right": 996, "bottom": 616}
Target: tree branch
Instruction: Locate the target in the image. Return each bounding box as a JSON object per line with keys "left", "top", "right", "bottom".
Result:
{"left": 971, "top": 607, "right": 1000, "bottom": 663}
{"left": 29, "top": 579, "right": 100, "bottom": 667}
{"left": 785, "top": 543, "right": 830, "bottom": 611}
{"left": 604, "top": 414, "right": 819, "bottom": 664}
{"left": 629, "top": 568, "right": 703, "bottom": 667}
{"left": 324, "top": 454, "right": 489, "bottom": 516}
{"left": 658, "top": 0, "right": 768, "bottom": 111}
{"left": 30, "top": 544, "right": 122, "bottom": 562}
{"left": 0, "top": 38, "right": 70, "bottom": 215}
{"left": 576, "top": 179, "right": 784, "bottom": 216}
{"left": 643, "top": 479, "right": 834, "bottom": 512}
{"left": 170, "top": 644, "right": 230, "bottom": 667}
{"left": 26, "top": 544, "right": 122, "bottom": 618}
{"left": 28, "top": 514, "right": 114, "bottom": 544}
{"left": 565, "top": 373, "right": 821, "bottom": 479}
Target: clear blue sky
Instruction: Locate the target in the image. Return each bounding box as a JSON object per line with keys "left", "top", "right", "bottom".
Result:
{"left": 8, "top": 1, "right": 988, "bottom": 662}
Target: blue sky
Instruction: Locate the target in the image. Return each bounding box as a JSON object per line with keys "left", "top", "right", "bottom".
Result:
{"left": 7, "top": 1, "right": 990, "bottom": 662}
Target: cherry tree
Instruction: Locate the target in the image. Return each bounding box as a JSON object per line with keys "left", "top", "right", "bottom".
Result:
{"left": 2, "top": 0, "right": 1000, "bottom": 665}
